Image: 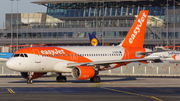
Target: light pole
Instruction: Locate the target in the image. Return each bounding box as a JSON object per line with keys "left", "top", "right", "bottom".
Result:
{"left": 173, "top": 0, "right": 175, "bottom": 50}
{"left": 10, "top": 0, "right": 14, "bottom": 52}
{"left": 102, "top": 0, "right": 104, "bottom": 46}
{"left": 17, "top": 0, "right": 20, "bottom": 51}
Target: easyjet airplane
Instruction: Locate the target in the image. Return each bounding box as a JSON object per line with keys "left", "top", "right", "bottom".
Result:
{"left": 6, "top": 10, "right": 160, "bottom": 84}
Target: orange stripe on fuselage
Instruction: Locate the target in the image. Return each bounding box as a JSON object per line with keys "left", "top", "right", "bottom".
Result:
{"left": 15, "top": 47, "right": 93, "bottom": 63}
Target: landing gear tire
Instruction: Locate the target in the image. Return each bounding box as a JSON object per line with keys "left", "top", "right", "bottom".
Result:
{"left": 90, "top": 78, "right": 94, "bottom": 82}
{"left": 90, "top": 76, "right": 101, "bottom": 83}
{"left": 27, "top": 72, "right": 34, "bottom": 84}
{"left": 27, "top": 79, "right": 33, "bottom": 84}
{"left": 56, "top": 76, "right": 67, "bottom": 82}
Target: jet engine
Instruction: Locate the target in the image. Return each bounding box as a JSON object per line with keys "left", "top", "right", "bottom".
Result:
{"left": 72, "top": 66, "right": 96, "bottom": 80}
{"left": 21, "top": 72, "right": 46, "bottom": 79}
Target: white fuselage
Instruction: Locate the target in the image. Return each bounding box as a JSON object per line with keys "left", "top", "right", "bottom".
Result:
{"left": 6, "top": 46, "right": 150, "bottom": 73}
{"left": 147, "top": 50, "right": 180, "bottom": 63}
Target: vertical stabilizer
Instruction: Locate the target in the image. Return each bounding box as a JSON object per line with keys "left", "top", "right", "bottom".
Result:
{"left": 88, "top": 33, "right": 102, "bottom": 46}
{"left": 119, "top": 10, "right": 149, "bottom": 48}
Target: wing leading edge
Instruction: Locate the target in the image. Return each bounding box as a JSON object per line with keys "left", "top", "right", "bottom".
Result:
{"left": 67, "top": 56, "right": 161, "bottom": 68}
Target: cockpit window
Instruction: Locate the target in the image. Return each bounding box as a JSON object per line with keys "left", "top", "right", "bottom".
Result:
{"left": 20, "top": 54, "right": 24, "bottom": 57}
{"left": 24, "top": 54, "right": 28, "bottom": 57}
{"left": 13, "top": 54, "right": 28, "bottom": 57}
{"left": 14, "top": 54, "right": 20, "bottom": 57}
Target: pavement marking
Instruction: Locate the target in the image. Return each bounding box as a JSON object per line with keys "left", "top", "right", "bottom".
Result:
{"left": 93, "top": 83, "right": 163, "bottom": 101}
{"left": 46, "top": 82, "right": 72, "bottom": 84}
{"left": 7, "top": 88, "right": 15, "bottom": 94}
{"left": 100, "top": 82, "right": 120, "bottom": 84}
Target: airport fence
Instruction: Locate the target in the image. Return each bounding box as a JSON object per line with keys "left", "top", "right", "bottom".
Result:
{"left": 100, "top": 62, "right": 180, "bottom": 76}
{"left": 0, "top": 61, "right": 180, "bottom": 76}
{"left": 0, "top": 62, "right": 20, "bottom": 75}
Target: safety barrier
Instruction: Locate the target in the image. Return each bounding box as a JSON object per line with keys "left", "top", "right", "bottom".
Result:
{"left": 0, "top": 61, "right": 180, "bottom": 76}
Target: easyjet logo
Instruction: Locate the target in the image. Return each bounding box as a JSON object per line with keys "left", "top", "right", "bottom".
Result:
{"left": 129, "top": 12, "right": 147, "bottom": 44}
{"left": 41, "top": 49, "right": 65, "bottom": 55}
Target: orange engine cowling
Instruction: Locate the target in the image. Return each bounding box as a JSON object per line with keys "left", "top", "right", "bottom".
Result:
{"left": 72, "top": 66, "right": 95, "bottom": 80}
{"left": 21, "top": 72, "right": 46, "bottom": 79}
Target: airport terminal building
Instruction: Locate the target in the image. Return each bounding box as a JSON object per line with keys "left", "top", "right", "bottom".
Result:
{"left": 1, "top": 0, "right": 180, "bottom": 52}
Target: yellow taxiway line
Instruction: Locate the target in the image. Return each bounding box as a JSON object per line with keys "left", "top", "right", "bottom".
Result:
{"left": 7, "top": 88, "right": 15, "bottom": 94}
{"left": 93, "top": 83, "right": 163, "bottom": 101}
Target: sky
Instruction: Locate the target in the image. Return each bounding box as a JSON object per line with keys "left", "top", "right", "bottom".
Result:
{"left": 0, "top": 0, "right": 46, "bottom": 28}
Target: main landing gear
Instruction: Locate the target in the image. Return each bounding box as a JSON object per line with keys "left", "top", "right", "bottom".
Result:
{"left": 27, "top": 72, "right": 33, "bottom": 84}
{"left": 90, "top": 76, "right": 101, "bottom": 83}
{"left": 56, "top": 73, "right": 67, "bottom": 82}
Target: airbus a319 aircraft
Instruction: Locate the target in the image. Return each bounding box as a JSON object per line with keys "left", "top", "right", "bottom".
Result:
{"left": 6, "top": 10, "right": 160, "bottom": 84}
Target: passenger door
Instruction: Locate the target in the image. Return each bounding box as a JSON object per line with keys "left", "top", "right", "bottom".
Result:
{"left": 33, "top": 49, "right": 41, "bottom": 63}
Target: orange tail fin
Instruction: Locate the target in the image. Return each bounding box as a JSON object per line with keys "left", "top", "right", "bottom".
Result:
{"left": 120, "top": 10, "right": 149, "bottom": 48}
{"left": 172, "top": 54, "right": 177, "bottom": 60}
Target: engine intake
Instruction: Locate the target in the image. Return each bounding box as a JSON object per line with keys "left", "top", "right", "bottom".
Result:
{"left": 72, "top": 66, "right": 95, "bottom": 80}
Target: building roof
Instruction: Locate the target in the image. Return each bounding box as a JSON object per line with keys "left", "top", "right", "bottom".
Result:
{"left": 32, "top": 0, "right": 180, "bottom": 7}
{"left": 32, "top": 0, "right": 148, "bottom": 4}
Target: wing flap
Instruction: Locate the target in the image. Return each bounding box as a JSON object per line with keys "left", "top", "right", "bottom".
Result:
{"left": 138, "top": 50, "right": 175, "bottom": 55}
{"left": 67, "top": 57, "right": 161, "bottom": 68}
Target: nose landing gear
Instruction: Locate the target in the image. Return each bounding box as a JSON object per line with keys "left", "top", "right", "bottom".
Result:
{"left": 27, "top": 79, "right": 33, "bottom": 84}
{"left": 27, "top": 72, "right": 34, "bottom": 84}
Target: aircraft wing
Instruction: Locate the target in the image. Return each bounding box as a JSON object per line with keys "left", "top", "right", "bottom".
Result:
{"left": 67, "top": 57, "right": 161, "bottom": 67}
{"left": 138, "top": 50, "right": 175, "bottom": 55}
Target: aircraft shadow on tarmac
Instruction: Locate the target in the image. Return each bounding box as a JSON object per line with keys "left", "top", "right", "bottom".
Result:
{"left": 8, "top": 77, "right": 137, "bottom": 83}
{"left": 0, "top": 76, "right": 23, "bottom": 78}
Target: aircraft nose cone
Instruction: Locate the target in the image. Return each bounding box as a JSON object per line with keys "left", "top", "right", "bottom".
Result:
{"left": 6, "top": 59, "right": 14, "bottom": 70}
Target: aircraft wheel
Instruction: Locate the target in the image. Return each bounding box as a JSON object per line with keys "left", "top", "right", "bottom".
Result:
{"left": 27, "top": 79, "right": 33, "bottom": 84}
{"left": 93, "top": 76, "right": 101, "bottom": 83}
{"left": 61, "top": 76, "right": 67, "bottom": 82}
{"left": 56, "top": 76, "right": 67, "bottom": 82}
{"left": 90, "top": 78, "right": 94, "bottom": 82}
{"left": 90, "top": 76, "right": 101, "bottom": 83}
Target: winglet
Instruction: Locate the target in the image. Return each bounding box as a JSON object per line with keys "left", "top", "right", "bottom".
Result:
{"left": 172, "top": 54, "right": 177, "bottom": 60}
{"left": 119, "top": 10, "right": 149, "bottom": 48}
{"left": 88, "top": 33, "right": 102, "bottom": 46}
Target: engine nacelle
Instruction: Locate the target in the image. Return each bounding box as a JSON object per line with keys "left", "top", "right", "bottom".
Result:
{"left": 72, "top": 66, "right": 95, "bottom": 80}
{"left": 21, "top": 72, "right": 46, "bottom": 79}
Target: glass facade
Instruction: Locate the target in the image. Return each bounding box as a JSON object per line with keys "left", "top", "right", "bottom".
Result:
{"left": 2, "top": 1, "right": 180, "bottom": 45}
{"left": 46, "top": 3, "right": 173, "bottom": 21}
